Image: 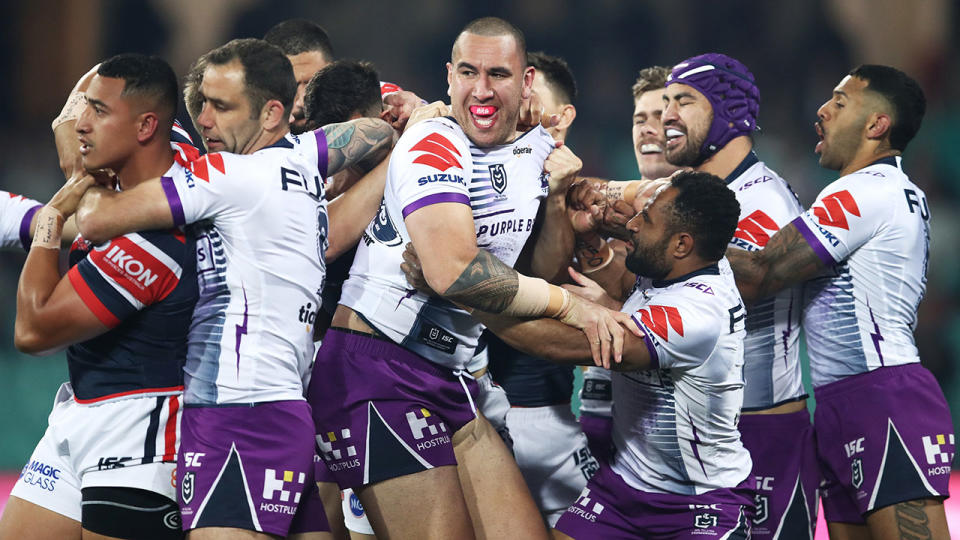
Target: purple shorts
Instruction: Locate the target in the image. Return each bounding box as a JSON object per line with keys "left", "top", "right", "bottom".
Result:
{"left": 554, "top": 464, "right": 754, "bottom": 539}
{"left": 739, "top": 408, "right": 819, "bottom": 538}
{"left": 307, "top": 329, "right": 479, "bottom": 489}
{"left": 814, "top": 363, "right": 954, "bottom": 523}
{"left": 288, "top": 454, "right": 332, "bottom": 534}
{"left": 177, "top": 400, "right": 321, "bottom": 536}
{"left": 579, "top": 413, "right": 614, "bottom": 465}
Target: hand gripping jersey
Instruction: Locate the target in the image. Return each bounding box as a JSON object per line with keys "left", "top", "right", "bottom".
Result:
{"left": 161, "top": 134, "right": 329, "bottom": 404}
{"left": 65, "top": 159, "right": 198, "bottom": 403}
{"left": 610, "top": 259, "right": 752, "bottom": 495}
{"left": 340, "top": 117, "right": 555, "bottom": 370}
{"left": 1, "top": 190, "right": 42, "bottom": 250}
{"left": 793, "top": 156, "right": 929, "bottom": 387}
{"left": 724, "top": 152, "right": 806, "bottom": 410}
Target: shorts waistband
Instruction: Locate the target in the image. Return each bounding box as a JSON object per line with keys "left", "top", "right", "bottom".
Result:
{"left": 324, "top": 328, "right": 464, "bottom": 381}
{"left": 184, "top": 398, "right": 306, "bottom": 409}
{"left": 508, "top": 403, "right": 577, "bottom": 421}
{"left": 814, "top": 362, "right": 926, "bottom": 401}
{"left": 737, "top": 408, "right": 811, "bottom": 429}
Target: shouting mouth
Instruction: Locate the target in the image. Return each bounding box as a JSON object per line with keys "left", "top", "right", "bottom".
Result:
{"left": 469, "top": 105, "right": 498, "bottom": 129}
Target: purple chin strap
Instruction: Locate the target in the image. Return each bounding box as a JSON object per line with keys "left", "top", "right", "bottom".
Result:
{"left": 667, "top": 53, "right": 760, "bottom": 162}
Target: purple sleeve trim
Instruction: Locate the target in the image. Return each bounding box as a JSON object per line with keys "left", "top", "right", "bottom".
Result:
{"left": 791, "top": 216, "right": 836, "bottom": 267}
{"left": 19, "top": 204, "right": 42, "bottom": 251}
{"left": 401, "top": 192, "right": 470, "bottom": 219}
{"left": 160, "top": 176, "right": 186, "bottom": 227}
{"left": 314, "top": 128, "right": 328, "bottom": 179}
{"left": 632, "top": 314, "right": 661, "bottom": 369}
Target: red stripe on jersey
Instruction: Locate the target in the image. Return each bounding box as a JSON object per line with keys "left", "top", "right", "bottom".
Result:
{"left": 410, "top": 133, "right": 462, "bottom": 171}
{"left": 380, "top": 82, "right": 402, "bottom": 96}
{"left": 68, "top": 267, "right": 121, "bottom": 328}
{"left": 734, "top": 210, "right": 780, "bottom": 247}
{"left": 638, "top": 305, "right": 684, "bottom": 341}
{"left": 172, "top": 142, "right": 201, "bottom": 167}
{"left": 73, "top": 385, "right": 184, "bottom": 404}
{"left": 169, "top": 228, "right": 186, "bottom": 244}
{"left": 162, "top": 395, "right": 180, "bottom": 461}
{"left": 812, "top": 190, "right": 861, "bottom": 230}
{"left": 87, "top": 236, "right": 179, "bottom": 305}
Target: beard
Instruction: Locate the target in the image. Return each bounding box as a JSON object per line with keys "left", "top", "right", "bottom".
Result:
{"left": 625, "top": 235, "right": 672, "bottom": 279}
{"left": 665, "top": 127, "right": 707, "bottom": 167}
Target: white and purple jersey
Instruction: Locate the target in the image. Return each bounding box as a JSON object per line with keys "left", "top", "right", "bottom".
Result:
{"left": 341, "top": 117, "right": 554, "bottom": 370}
{"left": 1, "top": 191, "right": 42, "bottom": 251}
{"left": 610, "top": 259, "right": 752, "bottom": 495}
{"left": 793, "top": 156, "right": 928, "bottom": 387}
{"left": 161, "top": 135, "right": 329, "bottom": 405}
{"left": 725, "top": 153, "right": 806, "bottom": 410}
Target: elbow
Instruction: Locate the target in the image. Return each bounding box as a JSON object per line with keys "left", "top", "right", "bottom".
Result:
{"left": 14, "top": 325, "right": 47, "bottom": 356}
{"left": 75, "top": 206, "right": 109, "bottom": 244}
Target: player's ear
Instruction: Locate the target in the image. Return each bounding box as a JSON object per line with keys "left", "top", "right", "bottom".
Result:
{"left": 262, "top": 99, "right": 286, "bottom": 130}
{"left": 866, "top": 112, "right": 892, "bottom": 143}
{"left": 520, "top": 66, "right": 535, "bottom": 100}
{"left": 136, "top": 112, "right": 160, "bottom": 143}
{"left": 557, "top": 104, "right": 577, "bottom": 132}
{"left": 446, "top": 62, "right": 454, "bottom": 97}
{"left": 673, "top": 231, "right": 695, "bottom": 259}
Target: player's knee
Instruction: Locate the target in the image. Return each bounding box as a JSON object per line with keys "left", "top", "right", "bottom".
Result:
{"left": 81, "top": 486, "right": 182, "bottom": 539}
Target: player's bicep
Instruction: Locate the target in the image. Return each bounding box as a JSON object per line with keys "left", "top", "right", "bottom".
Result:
{"left": 324, "top": 118, "right": 395, "bottom": 177}
{"left": 18, "top": 273, "right": 110, "bottom": 354}
{"left": 754, "top": 222, "right": 826, "bottom": 298}
{"left": 403, "top": 201, "right": 479, "bottom": 293}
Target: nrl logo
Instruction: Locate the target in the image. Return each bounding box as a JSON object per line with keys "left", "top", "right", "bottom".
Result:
{"left": 489, "top": 164, "right": 507, "bottom": 194}
{"left": 851, "top": 458, "right": 863, "bottom": 489}
{"left": 754, "top": 494, "right": 769, "bottom": 524}
{"left": 181, "top": 471, "right": 195, "bottom": 504}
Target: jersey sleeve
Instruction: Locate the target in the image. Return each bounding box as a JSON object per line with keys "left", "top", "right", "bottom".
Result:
{"left": 380, "top": 81, "right": 403, "bottom": 98}
{"left": 160, "top": 152, "right": 265, "bottom": 227}
{"left": 392, "top": 120, "right": 472, "bottom": 219}
{"left": 0, "top": 191, "right": 43, "bottom": 251}
{"left": 630, "top": 291, "right": 721, "bottom": 370}
{"left": 67, "top": 230, "right": 186, "bottom": 327}
{"left": 730, "top": 174, "right": 804, "bottom": 251}
{"left": 791, "top": 175, "right": 885, "bottom": 266}
{"left": 298, "top": 127, "right": 329, "bottom": 179}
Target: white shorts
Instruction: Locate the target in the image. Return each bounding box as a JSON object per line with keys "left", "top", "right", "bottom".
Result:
{"left": 340, "top": 488, "right": 374, "bottom": 535}
{"left": 505, "top": 404, "right": 599, "bottom": 527}
{"left": 10, "top": 383, "right": 181, "bottom": 520}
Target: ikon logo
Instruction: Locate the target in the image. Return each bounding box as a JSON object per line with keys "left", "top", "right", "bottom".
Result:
{"left": 812, "top": 190, "right": 860, "bottom": 230}
{"left": 410, "top": 133, "right": 462, "bottom": 171}
{"left": 734, "top": 210, "right": 779, "bottom": 247}
{"left": 637, "top": 305, "right": 684, "bottom": 341}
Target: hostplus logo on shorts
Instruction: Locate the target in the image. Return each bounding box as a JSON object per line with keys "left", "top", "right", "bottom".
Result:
{"left": 406, "top": 408, "right": 449, "bottom": 451}
{"left": 319, "top": 429, "right": 359, "bottom": 472}
{"left": 922, "top": 433, "right": 955, "bottom": 476}
{"left": 19, "top": 460, "right": 61, "bottom": 492}
{"left": 568, "top": 487, "right": 604, "bottom": 523}
{"left": 261, "top": 469, "right": 306, "bottom": 515}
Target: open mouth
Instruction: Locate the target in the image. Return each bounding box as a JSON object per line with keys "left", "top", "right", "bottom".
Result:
{"left": 469, "top": 105, "right": 498, "bottom": 129}
{"left": 664, "top": 128, "right": 685, "bottom": 149}
{"left": 78, "top": 137, "right": 92, "bottom": 155}
{"left": 814, "top": 122, "right": 824, "bottom": 154}
{"left": 639, "top": 143, "right": 663, "bottom": 155}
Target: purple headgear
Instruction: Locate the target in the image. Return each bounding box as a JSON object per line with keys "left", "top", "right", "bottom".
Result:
{"left": 666, "top": 53, "right": 760, "bottom": 161}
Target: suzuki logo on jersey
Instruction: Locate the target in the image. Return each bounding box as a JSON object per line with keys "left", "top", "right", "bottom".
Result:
{"left": 263, "top": 468, "right": 306, "bottom": 503}
{"left": 187, "top": 153, "right": 225, "bottom": 183}
{"left": 844, "top": 437, "right": 865, "bottom": 458}
{"left": 417, "top": 173, "right": 465, "bottom": 186}
{"left": 734, "top": 210, "right": 779, "bottom": 248}
{"left": 489, "top": 164, "right": 508, "bottom": 194}
{"left": 411, "top": 133, "right": 462, "bottom": 171}
{"left": 637, "top": 305, "right": 684, "bottom": 341}
{"left": 812, "top": 190, "right": 860, "bottom": 230}
{"left": 922, "top": 434, "right": 955, "bottom": 466}
{"left": 407, "top": 408, "right": 450, "bottom": 452}
{"left": 104, "top": 244, "right": 161, "bottom": 287}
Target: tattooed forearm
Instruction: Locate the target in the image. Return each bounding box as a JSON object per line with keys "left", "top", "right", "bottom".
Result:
{"left": 325, "top": 118, "right": 396, "bottom": 176}
{"left": 894, "top": 499, "right": 932, "bottom": 540}
{"left": 728, "top": 223, "right": 825, "bottom": 304}
{"left": 442, "top": 250, "right": 520, "bottom": 314}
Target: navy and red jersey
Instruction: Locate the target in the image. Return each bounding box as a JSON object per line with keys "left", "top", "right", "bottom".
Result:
{"left": 65, "top": 173, "right": 198, "bottom": 403}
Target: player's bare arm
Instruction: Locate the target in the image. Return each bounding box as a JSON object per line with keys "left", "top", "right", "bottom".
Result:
{"left": 324, "top": 117, "right": 397, "bottom": 177}
{"left": 326, "top": 154, "right": 390, "bottom": 260}
{"left": 726, "top": 222, "right": 825, "bottom": 303}
{"left": 521, "top": 143, "right": 580, "bottom": 283}
{"left": 74, "top": 179, "right": 174, "bottom": 244}
{"left": 443, "top": 248, "right": 519, "bottom": 313}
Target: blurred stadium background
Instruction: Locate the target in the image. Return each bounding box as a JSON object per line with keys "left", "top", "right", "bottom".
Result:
{"left": 0, "top": 0, "right": 957, "bottom": 534}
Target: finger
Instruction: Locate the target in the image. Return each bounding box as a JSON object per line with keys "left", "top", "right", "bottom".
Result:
{"left": 584, "top": 326, "right": 601, "bottom": 368}
{"left": 599, "top": 322, "right": 611, "bottom": 370}
{"left": 617, "top": 313, "right": 645, "bottom": 337}
{"left": 609, "top": 318, "right": 624, "bottom": 364}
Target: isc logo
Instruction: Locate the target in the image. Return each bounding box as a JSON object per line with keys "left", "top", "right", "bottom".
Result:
{"left": 844, "top": 437, "right": 865, "bottom": 458}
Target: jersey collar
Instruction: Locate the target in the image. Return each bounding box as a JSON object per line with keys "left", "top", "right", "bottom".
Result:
{"left": 723, "top": 151, "right": 760, "bottom": 184}
{"left": 869, "top": 155, "right": 899, "bottom": 168}
{"left": 652, "top": 263, "right": 721, "bottom": 288}
{"left": 265, "top": 136, "right": 295, "bottom": 150}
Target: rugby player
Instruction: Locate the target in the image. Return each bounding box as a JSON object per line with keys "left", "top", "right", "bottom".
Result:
{"left": 68, "top": 39, "right": 395, "bottom": 539}
{"left": 728, "top": 64, "right": 953, "bottom": 540}
{"left": 307, "top": 17, "right": 628, "bottom": 539}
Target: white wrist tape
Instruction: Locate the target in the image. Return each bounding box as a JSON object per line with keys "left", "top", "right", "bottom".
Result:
{"left": 502, "top": 274, "right": 571, "bottom": 318}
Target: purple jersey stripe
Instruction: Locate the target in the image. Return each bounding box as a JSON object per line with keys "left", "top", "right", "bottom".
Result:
{"left": 314, "top": 128, "right": 328, "bottom": 179}
{"left": 160, "top": 176, "right": 186, "bottom": 227}
{"left": 19, "top": 204, "right": 42, "bottom": 251}
{"left": 632, "top": 314, "right": 661, "bottom": 369}
{"left": 402, "top": 192, "right": 470, "bottom": 219}
{"left": 791, "top": 216, "right": 836, "bottom": 267}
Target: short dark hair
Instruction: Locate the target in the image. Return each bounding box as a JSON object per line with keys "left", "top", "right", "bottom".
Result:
{"left": 187, "top": 38, "right": 296, "bottom": 119}
{"left": 848, "top": 64, "right": 926, "bottom": 152}
{"left": 527, "top": 51, "right": 576, "bottom": 105}
{"left": 304, "top": 60, "right": 381, "bottom": 128}
{"left": 455, "top": 17, "right": 526, "bottom": 60}
{"left": 97, "top": 53, "right": 178, "bottom": 125}
{"left": 264, "top": 19, "right": 335, "bottom": 60}
{"left": 665, "top": 171, "right": 740, "bottom": 261}
{"left": 632, "top": 66, "right": 671, "bottom": 100}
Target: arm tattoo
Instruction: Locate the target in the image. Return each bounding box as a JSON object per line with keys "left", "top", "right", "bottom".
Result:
{"left": 443, "top": 250, "right": 520, "bottom": 314}
{"left": 325, "top": 118, "right": 395, "bottom": 177}
{"left": 894, "top": 499, "right": 932, "bottom": 540}
{"left": 754, "top": 224, "right": 824, "bottom": 298}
